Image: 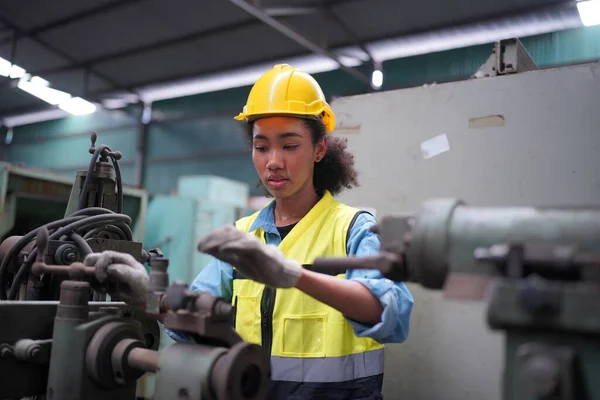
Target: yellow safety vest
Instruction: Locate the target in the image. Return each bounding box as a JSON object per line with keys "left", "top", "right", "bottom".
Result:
{"left": 232, "top": 191, "right": 384, "bottom": 386}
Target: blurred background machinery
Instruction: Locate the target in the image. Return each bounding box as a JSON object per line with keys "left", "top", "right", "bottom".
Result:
{"left": 313, "top": 199, "right": 600, "bottom": 399}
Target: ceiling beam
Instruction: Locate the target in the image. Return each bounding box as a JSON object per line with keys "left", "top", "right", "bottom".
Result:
{"left": 325, "top": 8, "right": 375, "bottom": 64}
{"left": 6, "top": 0, "right": 368, "bottom": 79}
{"left": 0, "top": 12, "right": 139, "bottom": 99}
{"left": 226, "top": 0, "right": 373, "bottom": 87}
{"left": 0, "top": 0, "right": 147, "bottom": 46}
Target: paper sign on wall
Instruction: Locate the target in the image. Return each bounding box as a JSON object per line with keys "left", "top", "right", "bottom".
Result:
{"left": 421, "top": 133, "right": 450, "bottom": 160}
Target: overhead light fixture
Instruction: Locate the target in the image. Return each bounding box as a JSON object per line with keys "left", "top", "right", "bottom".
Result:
{"left": 18, "top": 76, "right": 72, "bottom": 105}
{"left": 9, "top": 65, "right": 26, "bottom": 79}
{"left": 8, "top": 70, "right": 100, "bottom": 117}
{"left": 0, "top": 57, "right": 11, "bottom": 77}
{"left": 0, "top": 56, "right": 27, "bottom": 78}
{"left": 58, "top": 97, "right": 97, "bottom": 115}
{"left": 577, "top": 0, "right": 600, "bottom": 26}
{"left": 371, "top": 63, "right": 384, "bottom": 89}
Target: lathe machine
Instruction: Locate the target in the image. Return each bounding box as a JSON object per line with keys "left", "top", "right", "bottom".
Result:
{"left": 0, "top": 133, "right": 271, "bottom": 400}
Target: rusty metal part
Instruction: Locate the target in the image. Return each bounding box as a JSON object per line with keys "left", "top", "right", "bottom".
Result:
{"left": 154, "top": 343, "right": 227, "bottom": 400}
{"left": 153, "top": 342, "right": 270, "bottom": 400}
{"left": 0, "top": 300, "right": 151, "bottom": 399}
{"left": 0, "top": 235, "right": 25, "bottom": 265}
{"left": 211, "top": 341, "right": 271, "bottom": 400}
{"left": 32, "top": 261, "right": 96, "bottom": 280}
{"left": 127, "top": 346, "right": 160, "bottom": 373}
{"left": 57, "top": 280, "right": 90, "bottom": 319}
{"left": 311, "top": 252, "right": 405, "bottom": 281}
{"left": 146, "top": 255, "right": 170, "bottom": 314}
{"left": 13, "top": 339, "right": 52, "bottom": 364}
{"left": 111, "top": 338, "right": 150, "bottom": 386}
{"left": 86, "top": 321, "right": 147, "bottom": 389}
{"left": 162, "top": 281, "right": 240, "bottom": 347}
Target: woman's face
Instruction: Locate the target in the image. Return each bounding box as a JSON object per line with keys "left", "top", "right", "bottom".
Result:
{"left": 252, "top": 117, "right": 326, "bottom": 199}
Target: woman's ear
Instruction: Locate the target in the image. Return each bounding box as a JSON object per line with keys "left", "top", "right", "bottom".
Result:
{"left": 314, "top": 137, "right": 327, "bottom": 162}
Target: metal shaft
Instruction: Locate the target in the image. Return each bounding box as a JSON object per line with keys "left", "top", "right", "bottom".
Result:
{"left": 127, "top": 347, "right": 160, "bottom": 373}
{"left": 398, "top": 199, "right": 600, "bottom": 289}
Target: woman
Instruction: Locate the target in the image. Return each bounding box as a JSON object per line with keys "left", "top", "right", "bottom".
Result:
{"left": 175, "top": 64, "right": 414, "bottom": 399}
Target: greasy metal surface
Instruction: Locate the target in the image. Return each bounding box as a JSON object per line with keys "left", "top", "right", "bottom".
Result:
{"left": 487, "top": 279, "right": 600, "bottom": 335}
{"left": 162, "top": 282, "right": 241, "bottom": 347}
{"left": 406, "top": 200, "right": 600, "bottom": 290}
{"left": 146, "top": 255, "right": 170, "bottom": 314}
{"left": 0, "top": 300, "right": 159, "bottom": 399}
{"left": 314, "top": 200, "right": 600, "bottom": 293}
{"left": 505, "top": 334, "right": 598, "bottom": 400}
{"left": 86, "top": 321, "right": 146, "bottom": 388}
{"left": 153, "top": 343, "right": 227, "bottom": 400}
{"left": 127, "top": 346, "right": 160, "bottom": 373}
{"left": 211, "top": 341, "right": 271, "bottom": 400}
{"left": 48, "top": 314, "right": 138, "bottom": 400}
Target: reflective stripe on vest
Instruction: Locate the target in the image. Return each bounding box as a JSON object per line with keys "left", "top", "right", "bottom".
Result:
{"left": 271, "top": 348, "right": 384, "bottom": 382}
{"left": 232, "top": 191, "right": 384, "bottom": 384}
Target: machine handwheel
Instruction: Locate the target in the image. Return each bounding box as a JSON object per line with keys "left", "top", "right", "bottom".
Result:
{"left": 211, "top": 341, "right": 271, "bottom": 400}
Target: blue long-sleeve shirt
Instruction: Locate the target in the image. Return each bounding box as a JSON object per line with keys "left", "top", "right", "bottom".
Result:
{"left": 166, "top": 204, "right": 414, "bottom": 344}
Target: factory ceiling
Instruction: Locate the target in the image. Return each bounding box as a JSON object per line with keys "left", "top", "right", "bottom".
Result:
{"left": 0, "top": 0, "right": 588, "bottom": 122}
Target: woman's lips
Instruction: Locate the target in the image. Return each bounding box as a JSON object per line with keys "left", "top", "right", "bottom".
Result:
{"left": 267, "top": 179, "right": 289, "bottom": 189}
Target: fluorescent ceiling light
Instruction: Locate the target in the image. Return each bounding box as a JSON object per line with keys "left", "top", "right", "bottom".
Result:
{"left": 18, "top": 77, "right": 72, "bottom": 105}
{"left": 137, "top": 54, "right": 362, "bottom": 103}
{"left": 58, "top": 97, "right": 97, "bottom": 115}
{"left": 30, "top": 76, "right": 50, "bottom": 87}
{"left": 577, "top": 0, "right": 600, "bottom": 26}
{"left": 0, "top": 57, "right": 11, "bottom": 77}
{"left": 9, "top": 65, "right": 26, "bottom": 79}
{"left": 0, "top": 56, "right": 27, "bottom": 79}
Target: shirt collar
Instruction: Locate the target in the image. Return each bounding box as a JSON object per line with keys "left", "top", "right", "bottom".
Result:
{"left": 248, "top": 190, "right": 332, "bottom": 234}
{"left": 249, "top": 199, "right": 278, "bottom": 234}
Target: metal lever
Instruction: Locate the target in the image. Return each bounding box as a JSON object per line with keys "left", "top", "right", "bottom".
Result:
{"left": 311, "top": 251, "right": 406, "bottom": 282}
{"left": 31, "top": 227, "right": 96, "bottom": 280}
{"left": 89, "top": 131, "right": 123, "bottom": 160}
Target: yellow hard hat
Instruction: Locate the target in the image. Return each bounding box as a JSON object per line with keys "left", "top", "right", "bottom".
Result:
{"left": 234, "top": 64, "right": 336, "bottom": 133}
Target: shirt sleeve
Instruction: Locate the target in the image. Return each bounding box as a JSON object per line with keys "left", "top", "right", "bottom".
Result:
{"left": 345, "top": 212, "right": 414, "bottom": 344}
{"left": 164, "top": 257, "right": 234, "bottom": 343}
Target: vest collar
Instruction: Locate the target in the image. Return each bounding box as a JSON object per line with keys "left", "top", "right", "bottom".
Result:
{"left": 248, "top": 190, "right": 334, "bottom": 234}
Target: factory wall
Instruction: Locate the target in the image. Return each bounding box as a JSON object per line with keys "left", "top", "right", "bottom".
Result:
{"left": 1, "top": 25, "right": 599, "bottom": 198}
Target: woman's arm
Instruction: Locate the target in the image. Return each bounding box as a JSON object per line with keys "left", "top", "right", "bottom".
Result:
{"left": 295, "top": 269, "right": 383, "bottom": 325}
{"left": 296, "top": 212, "right": 414, "bottom": 343}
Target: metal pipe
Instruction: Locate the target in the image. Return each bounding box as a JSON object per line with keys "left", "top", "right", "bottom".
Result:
{"left": 226, "top": 0, "right": 372, "bottom": 87}
{"left": 128, "top": 347, "right": 160, "bottom": 373}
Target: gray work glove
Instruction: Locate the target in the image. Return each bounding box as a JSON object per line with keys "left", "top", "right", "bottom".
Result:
{"left": 197, "top": 225, "right": 302, "bottom": 288}
{"left": 84, "top": 251, "right": 149, "bottom": 307}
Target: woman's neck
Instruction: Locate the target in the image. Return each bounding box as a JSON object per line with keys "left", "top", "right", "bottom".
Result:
{"left": 274, "top": 185, "right": 320, "bottom": 227}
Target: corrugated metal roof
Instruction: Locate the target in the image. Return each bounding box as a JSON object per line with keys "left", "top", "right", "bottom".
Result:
{"left": 0, "top": 0, "right": 585, "bottom": 117}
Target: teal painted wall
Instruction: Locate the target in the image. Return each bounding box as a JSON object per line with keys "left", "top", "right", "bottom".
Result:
{"left": 2, "top": 26, "right": 600, "bottom": 197}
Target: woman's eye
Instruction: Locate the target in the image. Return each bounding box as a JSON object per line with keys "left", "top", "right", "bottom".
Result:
{"left": 284, "top": 144, "right": 299, "bottom": 150}
{"left": 254, "top": 146, "right": 267, "bottom": 152}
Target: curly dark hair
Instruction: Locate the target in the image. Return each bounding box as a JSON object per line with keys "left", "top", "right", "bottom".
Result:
{"left": 244, "top": 118, "right": 359, "bottom": 196}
